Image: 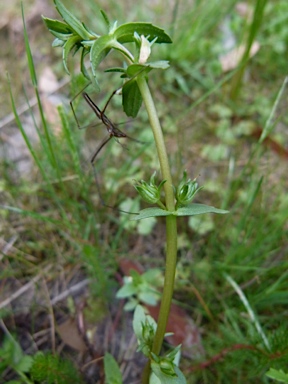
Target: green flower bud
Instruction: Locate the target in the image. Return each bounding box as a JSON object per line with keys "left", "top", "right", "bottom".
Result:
{"left": 134, "top": 172, "right": 166, "bottom": 206}
{"left": 159, "top": 358, "right": 177, "bottom": 377}
{"left": 176, "top": 171, "right": 202, "bottom": 206}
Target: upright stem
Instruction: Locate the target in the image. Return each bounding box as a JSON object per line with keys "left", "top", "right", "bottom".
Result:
{"left": 137, "top": 76, "right": 178, "bottom": 382}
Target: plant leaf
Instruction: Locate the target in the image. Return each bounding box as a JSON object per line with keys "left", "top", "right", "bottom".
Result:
{"left": 176, "top": 204, "right": 229, "bottom": 216}
{"left": 54, "top": 0, "right": 91, "bottom": 40}
{"left": 90, "top": 35, "right": 112, "bottom": 82}
{"left": 104, "top": 353, "right": 123, "bottom": 384}
{"left": 151, "top": 361, "right": 187, "bottom": 383}
{"left": 100, "top": 9, "right": 110, "bottom": 29}
{"left": 42, "top": 16, "right": 72, "bottom": 34}
{"left": 63, "top": 35, "right": 81, "bottom": 74}
{"left": 80, "top": 48, "right": 90, "bottom": 79}
{"left": 147, "top": 60, "right": 170, "bottom": 69}
{"left": 122, "top": 79, "right": 143, "bottom": 117}
{"left": 266, "top": 368, "right": 288, "bottom": 383}
{"left": 132, "top": 208, "right": 171, "bottom": 221}
{"left": 114, "top": 22, "right": 172, "bottom": 44}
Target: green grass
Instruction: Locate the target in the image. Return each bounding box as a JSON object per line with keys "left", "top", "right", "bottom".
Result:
{"left": 1, "top": 0, "right": 288, "bottom": 383}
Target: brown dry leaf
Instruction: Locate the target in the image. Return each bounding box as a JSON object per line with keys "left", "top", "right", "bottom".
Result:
{"left": 57, "top": 317, "right": 87, "bottom": 352}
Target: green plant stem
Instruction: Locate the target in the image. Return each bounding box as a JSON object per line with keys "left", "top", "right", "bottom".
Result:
{"left": 137, "top": 76, "right": 178, "bottom": 383}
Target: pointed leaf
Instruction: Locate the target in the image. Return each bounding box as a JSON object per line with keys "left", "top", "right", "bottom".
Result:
{"left": 54, "top": 0, "right": 91, "bottom": 40}
{"left": 266, "top": 368, "right": 288, "bottom": 382}
{"left": 105, "top": 67, "right": 127, "bottom": 73}
{"left": 80, "top": 48, "right": 90, "bottom": 79}
{"left": 176, "top": 204, "right": 229, "bottom": 216}
{"left": 122, "top": 79, "right": 143, "bottom": 117}
{"left": 114, "top": 22, "right": 172, "bottom": 44}
{"left": 42, "top": 16, "right": 72, "bottom": 34}
{"left": 90, "top": 35, "right": 112, "bottom": 81}
{"left": 100, "top": 9, "right": 110, "bottom": 29}
{"left": 104, "top": 353, "right": 123, "bottom": 384}
{"left": 49, "top": 30, "right": 73, "bottom": 40}
{"left": 52, "top": 38, "right": 65, "bottom": 47}
{"left": 63, "top": 35, "right": 81, "bottom": 74}
{"left": 132, "top": 208, "right": 171, "bottom": 221}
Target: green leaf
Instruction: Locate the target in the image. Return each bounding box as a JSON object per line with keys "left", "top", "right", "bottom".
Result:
{"left": 104, "top": 353, "right": 123, "bottom": 384}
{"left": 80, "top": 47, "right": 90, "bottom": 79}
{"left": 49, "top": 30, "right": 73, "bottom": 40}
{"left": 114, "top": 22, "right": 172, "bottom": 44}
{"left": 52, "top": 38, "right": 65, "bottom": 47}
{"left": 132, "top": 208, "right": 171, "bottom": 221}
{"left": 42, "top": 16, "right": 72, "bottom": 34}
{"left": 133, "top": 305, "right": 147, "bottom": 340}
{"left": 122, "top": 79, "right": 143, "bottom": 117}
{"left": 126, "top": 63, "right": 150, "bottom": 78}
{"left": 176, "top": 204, "right": 229, "bottom": 216}
{"left": 90, "top": 35, "right": 112, "bottom": 82}
{"left": 116, "top": 283, "right": 137, "bottom": 298}
{"left": 266, "top": 368, "right": 288, "bottom": 383}
{"left": 147, "top": 60, "right": 170, "bottom": 69}
{"left": 63, "top": 35, "right": 81, "bottom": 74}
{"left": 15, "top": 355, "right": 34, "bottom": 373}
{"left": 54, "top": 0, "right": 91, "bottom": 40}
{"left": 151, "top": 362, "right": 187, "bottom": 384}
{"left": 22, "top": 3, "right": 37, "bottom": 87}
{"left": 100, "top": 9, "right": 110, "bottom": 29}
{"left": 104, "top": 67, "right": 127, "bottom": 74}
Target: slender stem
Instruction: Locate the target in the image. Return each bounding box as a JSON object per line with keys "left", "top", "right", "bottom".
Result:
{"left": 136, "top": 77, "right": 174, "bottom": 211}
{"left": 137, "top": 76, "right": 178, "bottom": 383}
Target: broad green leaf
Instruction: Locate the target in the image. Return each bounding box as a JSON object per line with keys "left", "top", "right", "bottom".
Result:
{"left": 114, "top": 22, "right": 172, "bottom": 44}
{"left": 54, "top": 0, "right": 91, "bottom": 40}
{"left": 15, "top": 355, "right": 34, "bottom": 373}
{"left": 63, "top": 35, "right": 82, "bottom": 74}
{"left": 126, "top": 63, "right": 150, "bottom": 78}
{"left": 42, "top": 16, "right": 72, "bottom": 34}
{"left": 122, "top": 79, "right": 143, "bottom": 117}
{"left": 266, "top": 368, "right": 288, "bottom": 383}
{"left": 104, "top": 353, "right": 123, "bottom": 384}
{"left": 90, "top": 35, "right": 112, "bottom": 81}
{"left": 132, "top": 208, "right": 171, "bottom": 221}
{"left": 116, "top": 283, "right": 137, "bottom": 298}
{"left": 176, "top": 204, "right": 229, "bottom": 216}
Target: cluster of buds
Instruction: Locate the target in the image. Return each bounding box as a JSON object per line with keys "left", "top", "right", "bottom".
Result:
{"left": 175, "top": 171, "right": 202, "bottom": 208}
{"left": 134, "top": 172, "right": 166, "bottom": 207}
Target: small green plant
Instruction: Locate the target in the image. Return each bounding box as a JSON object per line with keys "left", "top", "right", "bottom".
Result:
{"left": 0, "top": 333, "right": 81, "bottom": 384}
{"left": 41, "top": 1, "right": 229, "bottom": 382}
{"left": 266, "top": 368, "right": 288, "bottom": 383}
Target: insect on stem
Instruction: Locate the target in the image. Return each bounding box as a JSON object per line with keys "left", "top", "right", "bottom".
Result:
{"left": 71, "top": 89, "right": 141, "bottom": 214}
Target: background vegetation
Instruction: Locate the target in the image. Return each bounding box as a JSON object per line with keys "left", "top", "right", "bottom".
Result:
{"left": 0, "top": 0, "right": 287, "bottom": 383}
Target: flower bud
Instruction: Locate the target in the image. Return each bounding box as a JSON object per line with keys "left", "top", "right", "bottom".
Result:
{"left": 134, "top": 172, "right": 166, "bottom": 205}
{"left": 176, "top": 171, "right": 202, "bottom": 206}
{"left": 159, "top": 358, "right": 177, "bottom": 377}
